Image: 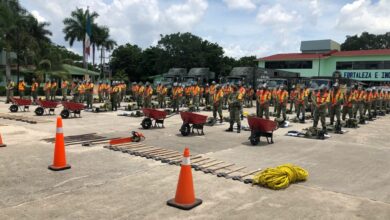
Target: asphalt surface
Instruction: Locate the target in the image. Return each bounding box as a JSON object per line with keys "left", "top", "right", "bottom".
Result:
{"left": 0, "top": 98, "right": 389, "bottom": 219}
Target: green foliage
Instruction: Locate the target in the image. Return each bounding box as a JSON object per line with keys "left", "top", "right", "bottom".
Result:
{"left": 341, "top": 32, "right": 390, "bottom": 50}
{"left": 110, "top": 44, "right": 143, "bottom": 80}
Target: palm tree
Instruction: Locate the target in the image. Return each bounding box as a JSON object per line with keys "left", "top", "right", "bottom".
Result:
{"left": 94, "top": 27, "right": 116, "bottom": 79}
{"left": 62, "top": 8, "right": 99, "bottom": 68}
{"left": 0, "top": 0, "right": 25, "bottom": 81}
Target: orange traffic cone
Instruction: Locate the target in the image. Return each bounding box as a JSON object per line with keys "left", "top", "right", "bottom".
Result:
{"left": 48, "top": 116, "right": 71, "bottom": 171}
{"left": 167, "top": 147, "right": 202, "bottom": 210}
{"left": 0, "top": 133, "right": 6, "bottom": 147}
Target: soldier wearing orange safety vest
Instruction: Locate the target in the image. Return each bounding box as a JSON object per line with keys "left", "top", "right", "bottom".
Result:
{"left": 354, "top": 86, "right": 366, "bottom": 119}
{"left": 213, "top": 85, "right": 224, "bottom": 123}
{"left": 329, "top": 83, "right": 344, "bottom": 126}
{"left": 137, "top": 82, "right": 144, "bottom": 107}
{"left": 110, "top": 81, "right": 120, "bottom": 111}
{"left": 256, "top": 84, "right": 271, "bottom": 119}
{"left": 276, "top": 85, "right": 288, "bottom": 121}
{"left": 313, "top": 85, "right": 329, "bottom": 131}
{"left": 61, "top": 80, "right": 69, "bottom": 101}
{"left": 192, "top": 82, "right": 201, "bottom": 111}
{"left": 171, "top": 82, "right": 182, "bottom": 112}
{"left": 295, "top": 85, "right": 307, "bottom": 123}
{"left": 98, "top": 81, "right": 105, "bottom": 102}
{"left": 223, "top": 83, "right": 232, "bottom": 108}
{"left": 143, "top": 82, "right": 153, "bottom": 108}
{"left": 238, "top": 82, "right": 246, "bottom": 120}
{"left": 50, "top": 79, "right": 57, "bottom": 101}
{"left": 245, "top": 85, "right": 254, "bottom": 107}
{"left": 209, "top": 81, "right": 217, "bottom": 105}
{"left": 364, "top": 88, "right": 374, "bottom": 119}
{"left": 156, "top": 83, "right": 166, "bottom": 108}
{"left": 272, "top": 87, "right": 280, "bottom": 114}
{"left": 342, "top": 89, "right": 354, "bottom": 121}
{"left": 18, "top": 79, "right": 26, "bottom": 98}
{"left": 44, "top": 80, "right": 51, "bottom": 101}
{"left": 31, "top": 78, "right": 39, "bottom": 102}
{"left": 85, "top": 80, "right": 94, "bottom": 109}
{"left": 289, "top": 85, "right": 297, "bottom": 114}
{"left": 226, "top": 85, "right": 243, "bottom": 133}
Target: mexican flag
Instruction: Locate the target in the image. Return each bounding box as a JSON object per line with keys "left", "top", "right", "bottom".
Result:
{"left": 84, "top": 11, "right": 91, "bottom": 56}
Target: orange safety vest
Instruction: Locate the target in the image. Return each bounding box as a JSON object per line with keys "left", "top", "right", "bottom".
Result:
{"left": 62, "top": 81, "right": 68, "bottom": 89}
{"left": 144, "top": 87, "right": 153, "bottom": 97}
{"left": 18, "top": 82, "right": 26, "bottom": 91}
{"left": 157, "top": 85, "right": 163, "bottom": 94}
{"left": 278, "top": 90, "right": 288, "bottom": 104}
{"left": 223, "top": 86, "right": 231, "bottom": 95}
{"left": 239, "top": 87, "right": 246, "bottom": 96}
{"left": 316, "top": 92, "right": 329, "bottom": 106}
{"left": 331, "top": 90, "right": 343, "bottom": 105}
{"left": 31, "top": 82, "right": 38, "bottom": 91}
{"left": 257, "top": 90, "right": 271, "bottom": 104}
{"left": 297, "top": 90, "right": 306, "bottom": 104}
{"left": 289, "top": 90, "right": 297, "bottom": 100}
{"left": 192, "top": 86, "right": 200, "bottom": 96}
{"left": 356, "top": 90, "right": 366, "bottom": 101}
{"left": 44, "top": 83, "right": 51, "bottom": 91}
{"left": 213, "top": 90, "right": 223, "bottom": 103}
{"left": 344, "top": 94, "right": 353, "bottom": 107}
{"left": 366, "top": 91, "right": 373, "bottom": 102}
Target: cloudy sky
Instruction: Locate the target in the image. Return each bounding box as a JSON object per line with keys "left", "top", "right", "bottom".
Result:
{"left": 20, "top": 0, "right": 390, "bottom": 61}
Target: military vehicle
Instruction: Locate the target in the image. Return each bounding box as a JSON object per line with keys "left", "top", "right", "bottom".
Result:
{"left": 160, "top": 68, "right": 187, "bottom": 88}
{"left": 265, "top": 69, "right": 301, "bottom": 91}
{"left": 182, "top": 68, "right": 216, "bottom": 86}
{"left": 224, "top": 67, "right": 269, "bottom": 89}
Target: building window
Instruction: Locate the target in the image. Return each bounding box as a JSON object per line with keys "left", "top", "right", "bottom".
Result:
{"left": 336, "top": 62, "right": 352, "bottom": 70}
{"left": 265, "top": 61, "right": 313, "bottom": 69}
{"left": 336, "top": 61, "right": 390, "bottom": 70}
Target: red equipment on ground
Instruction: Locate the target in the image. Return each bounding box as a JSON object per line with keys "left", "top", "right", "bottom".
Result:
{"left": 35, "top": 100, "right": 59, "bottom": 116}
{"left": 141, "top": 108, "right": 167, "bottom": 129}
{"left": 179, "top": 111, "right": 208, "bottom": 136}
{"left": 247, "top": 116, "right": 278, "bottom": 145}
{"left": 9, "top": 97, "right": 32, "bottom": 112}
{"left": 60, "top": 101, "right": 85, "bottom": 119}
{"left": 109, "top": 131, "right": 145, "bottom": 145}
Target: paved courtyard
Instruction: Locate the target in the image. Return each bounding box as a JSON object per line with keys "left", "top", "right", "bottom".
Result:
{"left": 0, "top": 99, "right": 389, "bottom": 219}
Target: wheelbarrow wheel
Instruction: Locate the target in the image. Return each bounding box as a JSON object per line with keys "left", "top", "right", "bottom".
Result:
{"left": 249, "top": 133, "right": 260, "bottom": 145}
{"left": 141, "top": 118, "right": 152, "bottom": 129}
{"left": 180, "top": 123, "right": 191, "bottom": 136}
{"left": 60, "top": 109, "right": 70, "bottom": 119}
{"left": 10, "top": 104, "right": 18, "bottom": 112}
{"left": 35, "top": 107, "right": 44, "bottom": 116}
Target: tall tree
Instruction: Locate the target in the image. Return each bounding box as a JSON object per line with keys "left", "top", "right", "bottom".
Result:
{"left": 62, "top": 8, "right": 98, "bottom": 68}
{"left": 0, "top": 0, "right": 25, "bottom": 81}
{"left": 110, "top": 44, "right": 142, "bottom": 81}
{"left": 341, "top": 32, "right": 390, "bottom": 50}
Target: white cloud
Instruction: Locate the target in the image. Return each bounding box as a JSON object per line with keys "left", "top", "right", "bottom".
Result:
{"left": 164, "top": 0, "right": 208, "bottom": 31}
{"left": 223, "top": 0, "right": 256, "bottom": 10}
{"left": 256, "top": 4, "right": 301, "bottom": 27}
{"left": 336, "top": 0, "right": 390, "bottom": 34}
{"left": 31, "top": 10, "right": 46, "bottom": 22}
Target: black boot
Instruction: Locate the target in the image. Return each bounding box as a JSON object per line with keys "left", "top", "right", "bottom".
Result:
{"left": 219, "top": 117, "right": 223, "bottom": 123}
{"left": 226, "top": 123, "right": 233, "bottom": 132}
{"left": 237, "top": 125, "right": 241, "bottom": 133}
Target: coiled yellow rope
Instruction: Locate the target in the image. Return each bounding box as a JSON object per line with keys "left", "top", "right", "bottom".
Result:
{"left": 252, "top": 164, "right": 308, "bottom": 190}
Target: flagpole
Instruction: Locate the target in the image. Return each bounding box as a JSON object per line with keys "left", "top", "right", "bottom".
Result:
{"left": 84, "top": 6, "right": 90, "bottom": 81}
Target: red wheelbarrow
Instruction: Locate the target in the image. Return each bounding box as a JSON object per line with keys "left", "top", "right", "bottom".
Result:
{"left": 141, "top": 108, "right": 167, "bottom": 129}
{"left": 9, "top": 97, "right": 32, "bottom": 112}
{"left": 35, "top": 100, "right": 59, "bottom": 116}
{"left": 247, "top": 116, "right": 278, "bottom": 145}
{"left": 61, "top": 101, "right": 85, "bottom": 119}
{"left": 179, "top": 111, "right": 208, "bottom": 136}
